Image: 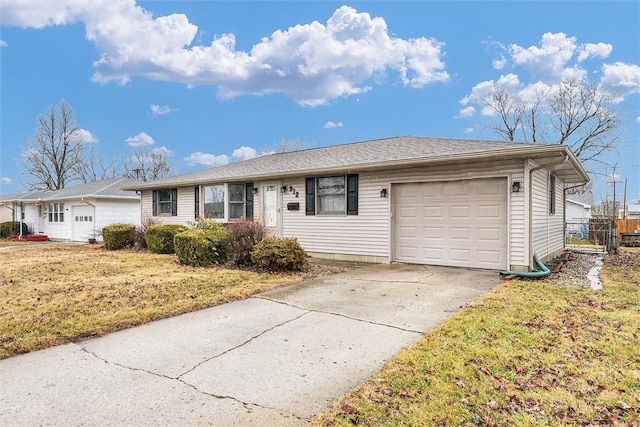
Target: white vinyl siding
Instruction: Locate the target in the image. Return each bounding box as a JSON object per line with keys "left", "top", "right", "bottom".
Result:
{"left": 141, "top": 188, "right": 195, "bottom": 225}
{"left": 282, "top": 159, "right": 527, "bottom": 267}
{"left": 531, "top": 168, "right": 566, "bottom": 261}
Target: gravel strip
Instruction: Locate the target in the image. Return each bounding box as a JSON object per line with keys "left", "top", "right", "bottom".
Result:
{"left": 542, "top": 251, "right": 603, "bottom": 289}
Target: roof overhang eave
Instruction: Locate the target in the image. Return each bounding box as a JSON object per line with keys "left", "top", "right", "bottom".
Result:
{"left": 123, "top": 145, "right": 589, "bottom": 190}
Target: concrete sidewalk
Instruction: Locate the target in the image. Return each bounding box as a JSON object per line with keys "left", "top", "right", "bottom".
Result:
{"left": 0, "top": 263, "right": 499, "bottom": 426}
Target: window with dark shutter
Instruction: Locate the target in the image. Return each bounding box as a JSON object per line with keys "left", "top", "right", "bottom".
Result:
{"left": 347, "top": 174, "right": 358, "bottom": 215}
{"left": 245, "top": 183, "right": 254, "bottom": 219}
{"left": 305, "top": 177, "right": 316, "bottom": 215}
{"left": 152, "top": 190, "right": 158, "bottom": 216}
{"left": 171, "top": 188, "right": 178, "bottom": 216}
{"left": 194, "top": 186, "right": 200, "bottom": 219}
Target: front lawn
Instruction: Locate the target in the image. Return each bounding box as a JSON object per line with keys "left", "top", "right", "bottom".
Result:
{"left": 313, "top": 249, "right": 640, "bottom": 426}
{"left": 0, "top": 244, "right": 306, "bottom": 359}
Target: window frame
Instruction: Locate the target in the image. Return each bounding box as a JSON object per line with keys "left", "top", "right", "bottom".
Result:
{"left": 199, "top": 182, "right": 254, "bottom": 221}
{"left": 152, "top": 189, "right": 178, "bottom": 216}
{"left": 305, "top": 174, "right": 358, "bottom": 216}
{"left": 48, "top": 203, "right": 65, "bottom": 223}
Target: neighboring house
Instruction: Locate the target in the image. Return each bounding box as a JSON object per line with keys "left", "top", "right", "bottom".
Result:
{"left": 0, "top": 178, "right": 141, "bottom": 242}
{"left": 620, "top": 204, "right": 640, "bottom": 219}
{"left": 566, "top": 199, "right": 592, "bottom": 222}
{"left": 124, "top": 136, "right": 588, "bottom": 272}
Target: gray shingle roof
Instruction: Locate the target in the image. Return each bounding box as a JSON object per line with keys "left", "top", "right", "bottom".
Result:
{"left": 124, "top": 135, "right": 588, "bottom": 190}
{"left": 0, "top": 178, "right": 140, "bottom": 202}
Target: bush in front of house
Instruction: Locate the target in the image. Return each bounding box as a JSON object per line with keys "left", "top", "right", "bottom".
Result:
{"left": 0, "top": 221, "right": 28, "bottom": 238}
{"left": 188, "top": 218, "right": 227, "bottom": 232}
{"left": 133, "top": 217, "right": 159, "bottom": 250}
{"left": 174, "top": 228, "right": 228, "bottom": 267}
{"left": 250, "top": 237, "right": 308, "bottom": 271}
{"left": 145, "top": 224, "right": 188, "bottom": 254}
{"left": 225, "top": 220, "right": 268, "bottom": 267}
{"left": 102, "top": 223, "right": 136, "bottom": 250}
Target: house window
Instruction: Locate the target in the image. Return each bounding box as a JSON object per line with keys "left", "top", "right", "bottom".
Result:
{"left": 204, "top": 185, "right": 225, "bottom": 219}
{"left": 549, "top": 174, "right": 556, "bottom": 215}
{"left": 306, "top": 174, "right": 358, "bottom": 215}
{"left": 48, "top": 203, "right": 64, "bottom": 222}
{"left": 152, "top": 189, "right": 178, "bottom": 216}
{"left": 201, "top": 183, "right": 254, "bottom": 220}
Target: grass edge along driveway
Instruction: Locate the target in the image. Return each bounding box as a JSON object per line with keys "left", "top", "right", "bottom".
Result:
{"left": 0, "top": 244, "right": 306, "bottom": 359}
{"left": 312, "top": 250, "right": 640, "bottom": 426}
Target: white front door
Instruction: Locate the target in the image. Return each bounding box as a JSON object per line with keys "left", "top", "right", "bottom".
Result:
{"left": 262, "top": 183, "right": 280, "bottom": 235}
{"left": 72, "top": 205, "right": 95, "bottom": 242}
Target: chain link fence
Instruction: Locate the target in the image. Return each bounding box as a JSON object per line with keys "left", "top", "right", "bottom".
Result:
{"left": 565, "top": 219, "right": 616, "bottom": 252}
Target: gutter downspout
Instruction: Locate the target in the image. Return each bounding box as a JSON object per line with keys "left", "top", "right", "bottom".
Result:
{"left": 527, "top": 153, "right": 568, "bottom": 270}
{"left": 81, "top": 198, "right": 97, "bottom": 242}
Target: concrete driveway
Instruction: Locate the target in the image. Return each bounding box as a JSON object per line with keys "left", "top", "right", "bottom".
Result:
{"left": 0, "top": 262, "right": 499, "bottom": 426}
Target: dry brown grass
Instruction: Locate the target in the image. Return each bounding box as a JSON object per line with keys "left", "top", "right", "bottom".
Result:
{"left": 0, "top": 244, "right": 305, "bottom": 359}
{"left": 312, "top": 249, "right": 640, "bottom": 426}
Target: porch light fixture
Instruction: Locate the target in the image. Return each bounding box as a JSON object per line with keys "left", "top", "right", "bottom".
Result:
{"left": 380, "top": 188, "right": 388, "bottom": 198}
{"left": 252, "top": 188, "right": 258, "bottom": 195}
{"left": 281, "top": 185, "right": 288, "bottom": 193}
{"left": 511, "top": 181, "right": 521, "bottom": 193}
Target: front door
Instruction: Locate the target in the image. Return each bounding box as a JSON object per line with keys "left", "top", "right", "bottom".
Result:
{"left": 262, "top": 183, "right": 280, "bottom": 235}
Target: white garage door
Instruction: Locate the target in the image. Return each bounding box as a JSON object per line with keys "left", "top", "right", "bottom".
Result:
{"left": 394, "top": 178, "right": 508, "bottom": 269}
{"left": 72, "top": 205, "right": 95, "bottom": 242}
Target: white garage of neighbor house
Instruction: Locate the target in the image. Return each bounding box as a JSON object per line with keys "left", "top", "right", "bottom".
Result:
{"left": 124, "top": 136, "right": 589, "bottom": 272}
{"left": 0, "top": 178, "right": 141, "bottom": 242}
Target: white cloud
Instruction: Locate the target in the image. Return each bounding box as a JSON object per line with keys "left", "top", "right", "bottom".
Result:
{"left": 457, "top": 106, "right": 475, "bottom": 118}
{"left": 0, "top": 40, "right": 7, "bottom": 47}
{"left": 125, "top": 131, "right": 154, "bottom": 147}
{"left": 0, "top": 177, "right": 12, "bottom": 184}
{"left": 232, "top": 146, "right": 258, "bottom": 161}
{"left": 72, "top": 128, "right": 97, "bottom": 143}
{"left": 576, "top": 42, "right": 612, "bottom": 62}
{"left": 600, "top": 62, "right": 640, "bottom": 100}
{"left": 509, "top": 32, "right": 578, "bottom": 82}
{"left": 636, "top": 116, "right": 640, "bottom": 123}
{"left": 0, "top": 3, "right": 449, "bottom": 105}
{"left": 150, "top": 104, "right": 172, "bottom": 116}
{"left": 492, "top": 56, "right": 506, "bottom": 70}
{"left": 324, "top": 121, "right": 343, "bottom": 129}
{"left": 152, "top": 146, "right": 171, "bottom": 156}
{"left": 463, "top": 128, "right": 474, "bottom": 134}
{"left": 183, "top": 152, "right": 229, "bottom": 167}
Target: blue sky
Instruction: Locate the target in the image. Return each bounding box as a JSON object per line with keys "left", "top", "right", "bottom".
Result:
{"left": 1, "top": 1, "right": 639, "bottom": 203}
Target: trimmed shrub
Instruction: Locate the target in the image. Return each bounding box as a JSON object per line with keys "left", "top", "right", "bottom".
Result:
{"left": 226, "top": 220, "right": 268, "bottom": 267}
{"left": 102, "top": 223, "right": 136, "bottom": 250}
{"left": 188, "top": 218, "right": 227, "bottom": 232}
{"left": 145, "top": 224, "right": 188, "bottom": 254}
{"left": 174, "top": 228, "right": 228, "bottom": 267}
{"left": 250, "top": 237, "right": 308, "bottom": 271}
{"left": 0, "top": 221, "right": 28, "bottom": 238}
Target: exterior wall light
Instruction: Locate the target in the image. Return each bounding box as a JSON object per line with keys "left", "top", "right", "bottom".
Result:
{"left": 380, "top": 188, "right": 388, "bottom": 198}
{"left": 511, "top": 181, "right": 521, "bottom": 193}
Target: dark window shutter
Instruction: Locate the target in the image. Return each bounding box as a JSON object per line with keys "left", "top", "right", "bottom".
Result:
{"left": 305, "top": 177, "right": 316, "bottom": 215}
{"left": 194, "top": 186, "right": 200, "bottom": 219}
{"left": 549, "top": 175, "right": 556, "bottom": 214}
{"left": 245, "top": 183, "right": 254, "bottom": 218}
{"left": 152, "top": 190, "right": 158, "bottom": 216}
{"left": 171, "top": 188, "right": 178, "bottom": 216}
{"left": 347, "top": 174, "right": 358, "bottom": 215}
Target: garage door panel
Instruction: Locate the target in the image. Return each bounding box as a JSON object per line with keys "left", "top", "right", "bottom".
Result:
{"left": 394, "top": 178, "right": 507, "bottom": 270}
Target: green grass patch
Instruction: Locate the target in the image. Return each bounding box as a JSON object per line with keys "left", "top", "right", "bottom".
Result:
{"left": 0, "top": 245, "right": 305, "bottom": 359}
{"left": 313, "top": 250, "right": 640, "bottom": 426}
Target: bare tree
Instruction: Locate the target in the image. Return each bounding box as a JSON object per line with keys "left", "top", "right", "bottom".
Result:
{"left": 485, "top": 78, "right": 622, "bottom": 171}
{"left": 77, "top": 146, "right": 121, "bottom": 183}
{"left": 21, "top": 101, "right": 89, "bottom": 190}
{"left": 270, "top": 138, "right": 310, "bottom": 153}
{"left": 122, "top": 148, "right": 174, "bottom": 182}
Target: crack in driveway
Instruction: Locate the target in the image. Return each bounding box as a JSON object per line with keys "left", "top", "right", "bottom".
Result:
{"left": 76, "top": 309, "right": 312, "bottom": 420}
{"left": 254, "top": 296, "right": 425, "bottom": 334}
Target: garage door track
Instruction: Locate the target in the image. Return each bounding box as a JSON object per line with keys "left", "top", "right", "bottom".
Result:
{"left": 0, "top": 262, "right": 499, "bottom": 426}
